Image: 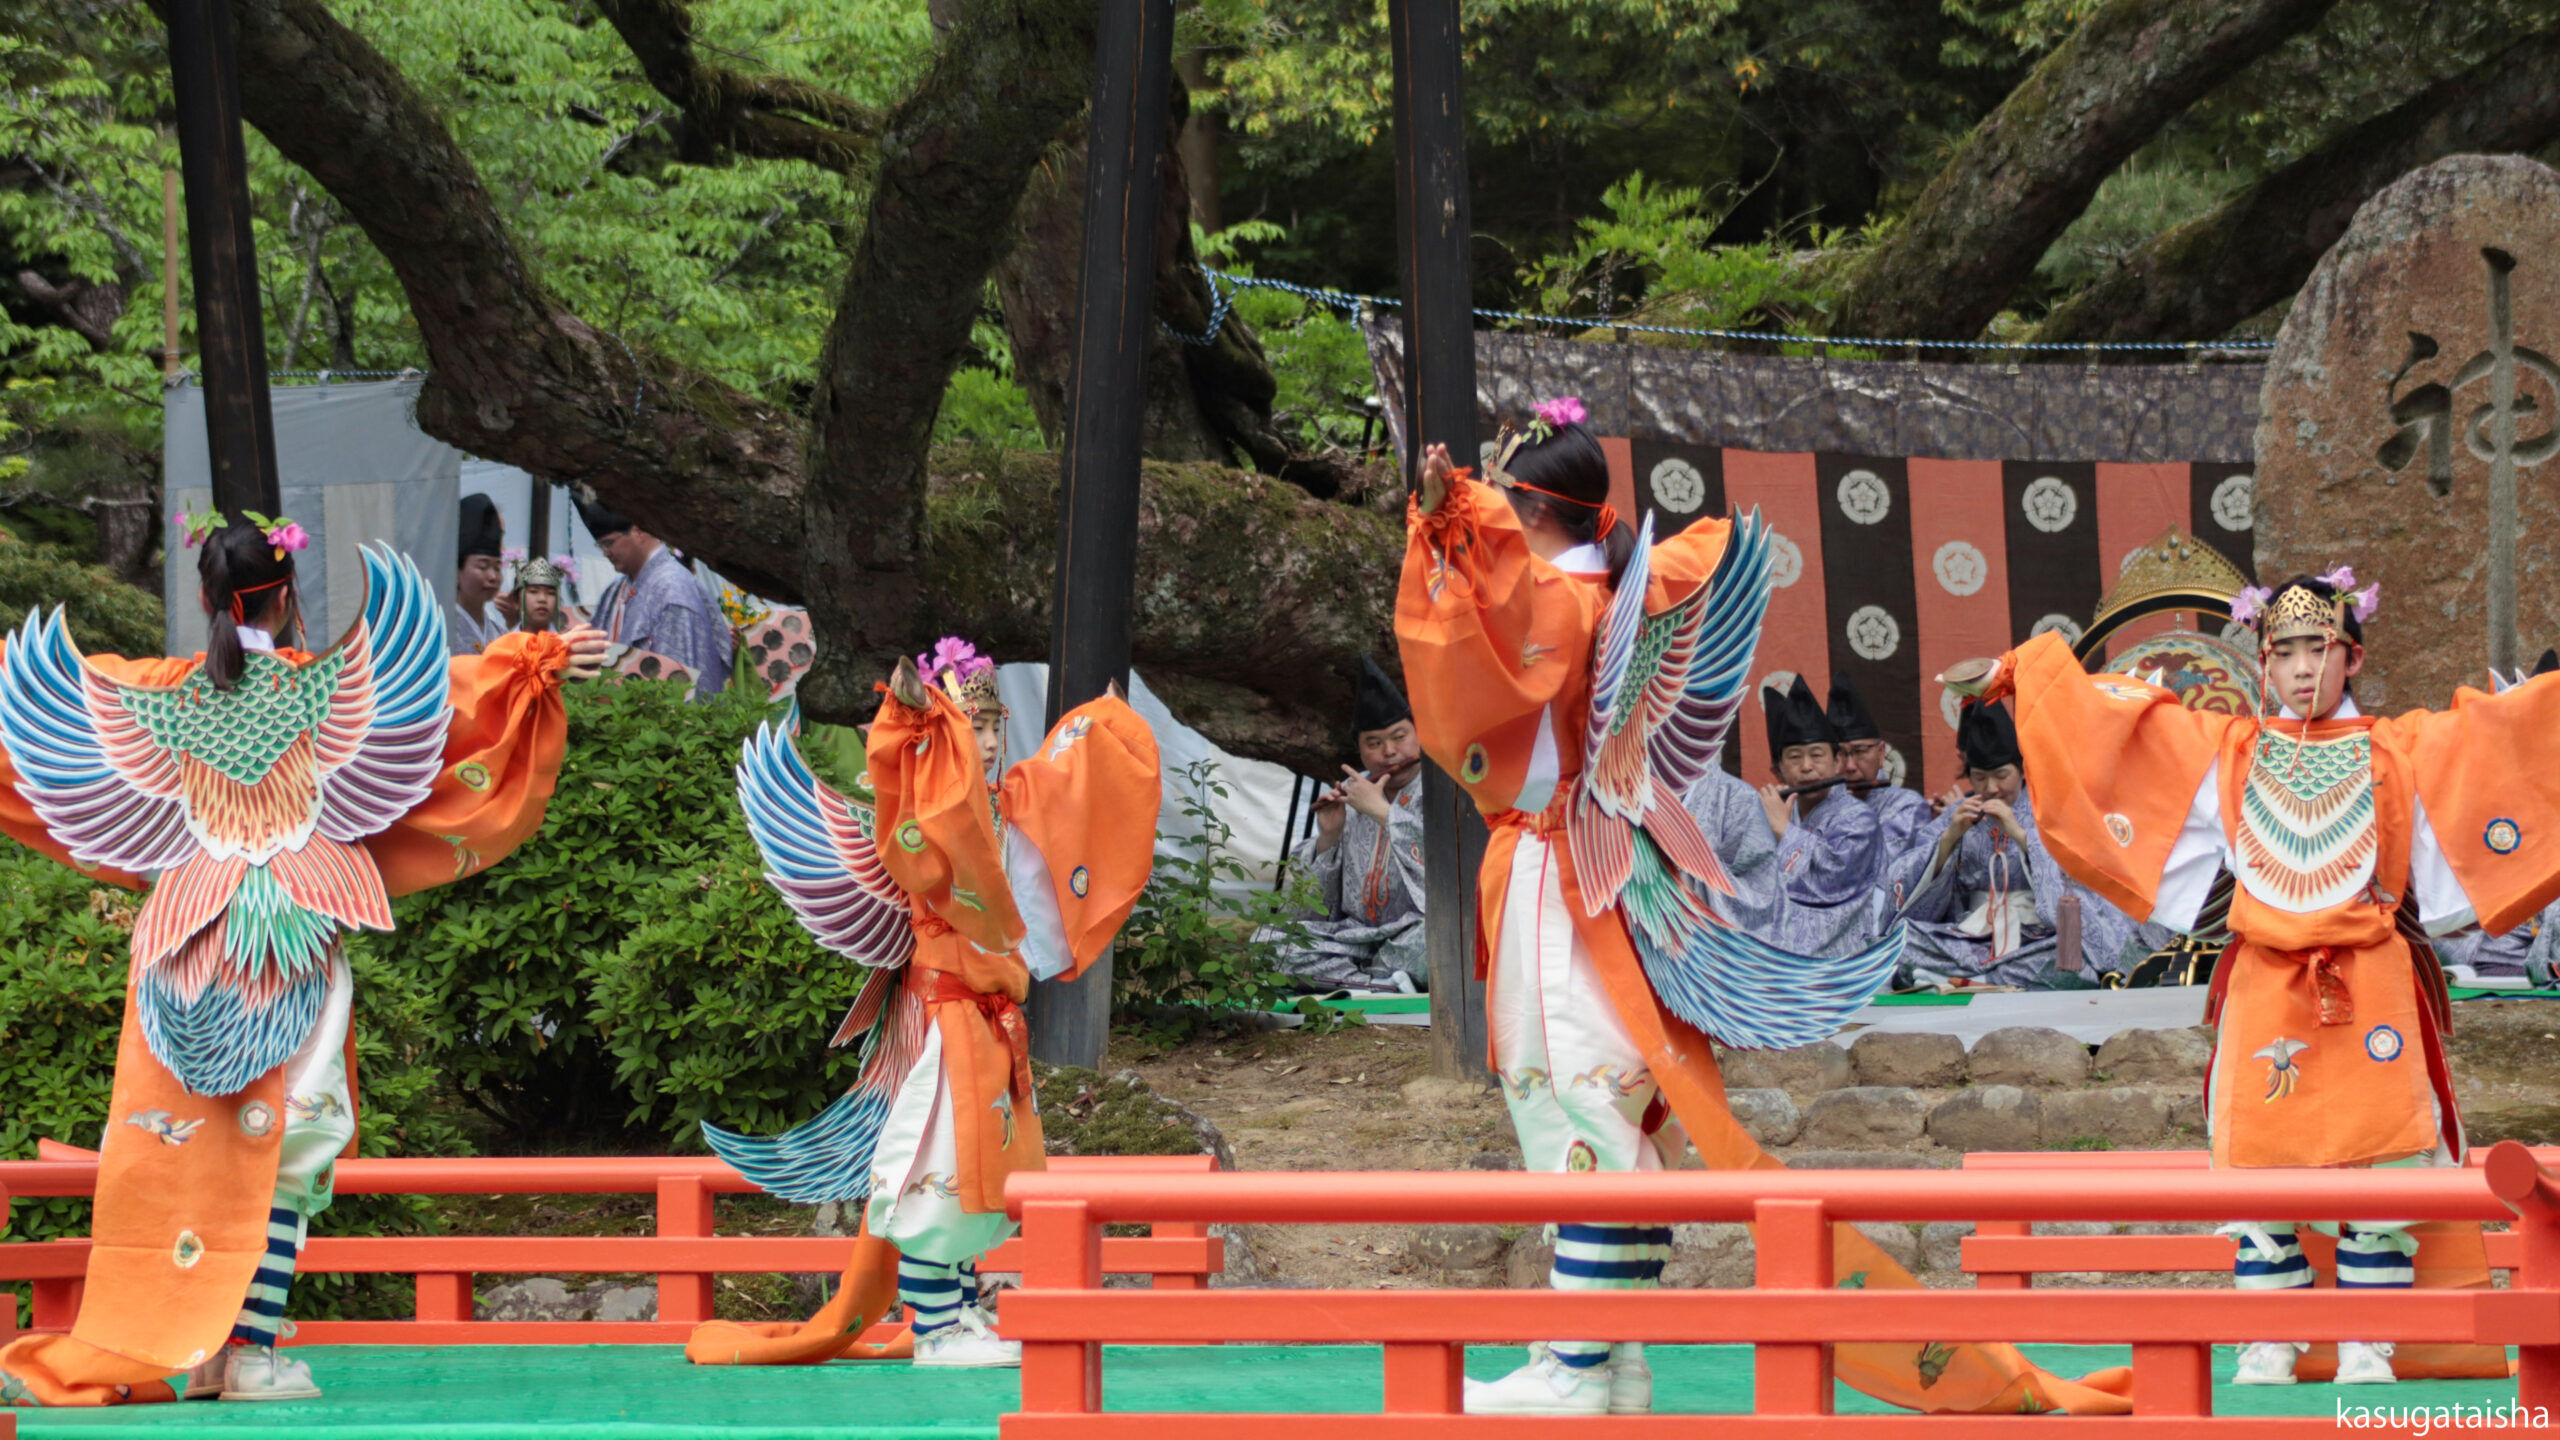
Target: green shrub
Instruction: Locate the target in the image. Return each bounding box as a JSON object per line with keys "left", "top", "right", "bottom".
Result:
{"left": 356, "top": 675, "right": 867, "bottom": 1147}
{"left": 1113, "top": 758, "right": 1329, "bottom": 1042}
{"left": 0, "top": 526, "right": 163, "bottom": 656}
{"left": 0, "top": 848, "right": 466, "bottom": 1325}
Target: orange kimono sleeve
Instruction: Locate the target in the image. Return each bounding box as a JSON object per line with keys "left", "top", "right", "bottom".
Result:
{"left": 1641, "top": 514, "right": 1733, "bottom": 609}
{"left": 998, "top": 695, "right": 1161, "bottom": 981}
{"left": 0, "top": 644, "right": 191, "bottom": 888}
{"left": 368, "top": 630, "right": 575, "bottom": 897}
{"left": 1393, "top": 473, "right": 1598, "bottom": 812}
{"left": 868, "top": 685, "right": 1025, "bottom": 955}
{"left": 2387, "top": 674, "right": 2560, "bottom": 933}
{"left": 1990, "top": 631, "right": 2240, "bottom": 920}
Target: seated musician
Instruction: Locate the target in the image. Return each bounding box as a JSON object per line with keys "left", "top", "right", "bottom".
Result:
{"left": 1256, "top": 655, "right": 1427, "bottom": 993}
{"left": 1756, "top": 676, "right": 1884, "bottom": 953}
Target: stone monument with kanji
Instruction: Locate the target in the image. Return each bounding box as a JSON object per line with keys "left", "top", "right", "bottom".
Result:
{"left": 2256, "top": 153, "right": 2560, "bottom": 710}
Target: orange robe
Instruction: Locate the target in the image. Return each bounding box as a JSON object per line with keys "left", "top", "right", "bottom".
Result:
{"left": 0, "top": 631, "right": 577, "bottom": 1408}
{"left": 1396, "top": 475, "right": 2131, "bottom": 1415}
{"left": 683, "top": 686, "right": 1161, "bottom": 1370}
{"left": 1990, "top": 630, "right": 2560, "bottom": 1379}
{"left": 867, "top": 686, "right": 1160, "bottom": 1217}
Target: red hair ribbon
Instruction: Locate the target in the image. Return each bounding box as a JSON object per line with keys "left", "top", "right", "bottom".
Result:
{"left": 1508, "top": 478, "right": 1618, "bottom": 541}
{"left": 229, "top": 576, "right": 291, "bottom": 625}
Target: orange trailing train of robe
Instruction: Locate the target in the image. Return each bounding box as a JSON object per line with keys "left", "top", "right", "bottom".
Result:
{"left": 688, "top": 672, "right": 1159, "bottom": 1366}
{"left": 1397, "top": 468, "right": 2132, "bottom": 1415}
{"left": 0, "top": 547, "right": 579, "bottom": 1408}
{"left": 1973, "top": 629, "right": 2560, "bottom": 1379}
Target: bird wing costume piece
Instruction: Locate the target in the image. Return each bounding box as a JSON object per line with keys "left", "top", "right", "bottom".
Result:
{"left": 703, "top": 721, "right": 929, "bottom": 1205}
{"left": 0, "top": 545, "right": 447, "bottom": 1096}
{"left": 1569, "top": 510, "right": 1903, "bottom": 1050}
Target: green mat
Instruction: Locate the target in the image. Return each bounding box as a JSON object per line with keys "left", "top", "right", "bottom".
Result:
{"left": 2449, "top": 986, "right": 2560, "bottom": 1001}
{"left": 1863, "top": 991, "right": 1976, "bottom": 1007}
{"left": 10, "top": 1345, "right": 2519, "bottom": 1436}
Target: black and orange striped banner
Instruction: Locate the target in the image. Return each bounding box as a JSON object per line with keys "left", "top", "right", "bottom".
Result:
{"left": 1366, "top": 326, "right": 2262, "bottom": 794}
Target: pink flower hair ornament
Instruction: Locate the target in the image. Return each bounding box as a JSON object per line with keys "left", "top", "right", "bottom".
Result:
{"left": 918, "top": 636, "right": 994, "bottom": 687}
{"left": 171, "top": 507, "right": 308, "bottom": 560}
{"left": 2229, "top": 585, "right": 2274, "bottom": 626}
{"left": 1533, "top": 395, "right": 1587, "bottom": 430}
{"left": 2349, "top": 583, "right": 2380, "bottom": 623}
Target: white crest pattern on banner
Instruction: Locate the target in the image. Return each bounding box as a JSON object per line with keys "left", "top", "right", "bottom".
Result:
{"left": 1846, "top": 605, "right": 1901, "bottom": 661}
{"left": 1837, "top": 469, "right": 1892, "bottom": 525}
{"left": 1649, "top": 457, "right": 1707, "bottom": 514}
{"left": 2021, "top": 475, "right": 2079, "bottom": 532}
{"left": 1933, "top": 540, "right": 1989, "bottom": 596}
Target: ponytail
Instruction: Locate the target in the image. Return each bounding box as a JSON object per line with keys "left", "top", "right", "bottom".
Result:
{"left": 197, "top": 521, "right": 297, "bottom": 691}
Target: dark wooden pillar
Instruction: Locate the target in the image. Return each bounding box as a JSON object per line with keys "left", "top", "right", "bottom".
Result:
{"left": 1389, "top": 0, "right": 1490, "bottom": 1081}
{"left": 1030, "top": 0, "right": 1176, "bottom": 1070}
{"left": 166, "top": 0, "right": 280, "bottom": 516}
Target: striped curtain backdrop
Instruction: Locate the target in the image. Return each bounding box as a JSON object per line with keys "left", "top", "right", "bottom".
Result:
{"left": 1366, "top": 324, "right": 2263, "bottom": 794}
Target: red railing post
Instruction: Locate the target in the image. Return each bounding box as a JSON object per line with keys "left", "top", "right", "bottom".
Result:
{"left": 31, "top": 1277, "right": 79, "bottom": 1330}
{"left": 415, "top": 1271, "right": 473, "bottom": 1324}
{"left": 2488, "top": 1141, "right": 2560, "bottom": 1414}
{"left": 1019, "top": 1199, "right": 1102, "bottom": 1414}
{"left": 1753, "top": 1196, "right": 1833, "bottom": 1417}
{"left": 655, "top": 1173, "right": 715, "bottom": 1324}
{"left": 1972, "top": 1218, "right": 2029, "bottom": 1289}
{"left": 2131, "top": 1341, "right": 2214, "bottom": 1417}
{"left": 1149, "top": 1218, "right": 1209, "bottom": 1291}
{"left": 1382, "top": 1342, "right": 1465, "bottom": 1414}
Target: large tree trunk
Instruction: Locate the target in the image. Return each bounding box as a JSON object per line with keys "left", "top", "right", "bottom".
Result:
{"left": 789, "top": 0, "right": 1095, "bottom": 718}
{"left": 1829, "top": 0, "right": 2342, "bottom": 343}
{"left": 925, "top": 448, "right": 1396, "bottom": 772}
{"left": 995, "top": 80, "right": 1329, "bottom": 493}
{"left": 2030, "top": 25, "right": 2560, "bottom": 345}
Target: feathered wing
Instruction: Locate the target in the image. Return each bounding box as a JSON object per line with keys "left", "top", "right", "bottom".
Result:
{"left": 0, "top": 607, "right": 195, "bottom": 875}
{"left": 313, "top": 546, "right": 452, "bottom": 842}
{"left": 1568, "top": 508, "right": 1901, "bottom": 1048}
{"left": 701, "top": 979, "right": 931, "bottom": 1205}
{"left": 734, "top": 721, "right": 913, "bottom": 972}
{"left": 1619, "top": 836, "right": 1904, "bottom": 1049}
{"left": 705, "top": 721, "right": 920, "bottom": 1202}
{"left": 1570, "top": 509, "right": 1775, "bottom": 910}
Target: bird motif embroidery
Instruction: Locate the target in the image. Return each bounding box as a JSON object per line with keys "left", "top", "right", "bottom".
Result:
{"left": 1567, "top": 1065, "right": 1650, "bottom": 1097}
{"left": 991, "top": 1091, "right": 1018, "bottom": 1150}
{"left": 285, "top": 1092, "right": 348, "bottom": 1124}
{"left": 123, "top": 1109, "right": 205, "bottom": 1146}
{"left": 1520, "top": 641, "right": 1557, "bottom": 669}
{"left": 2255, "top": 1037, "right": 2311, "bottom": 1101}
{"left": 1044, "top": 715, "right": 1091, "bottom": 761}
{"left": 1498, "top": 1068, "right": 1549, "bottom": 1100}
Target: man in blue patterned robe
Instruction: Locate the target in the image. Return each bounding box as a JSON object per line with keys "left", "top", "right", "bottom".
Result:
{"left": 1828, "top": 676, "right": 1932, "bottom": 856}
{"left": 1757, "top": 676, "right": 1883, "bottom": 955}
{"left": 1887, "top": 700, "right": 2142, "bottom": 987}
{"left": 579, "top": 497, "right": 732, "bottom": 699}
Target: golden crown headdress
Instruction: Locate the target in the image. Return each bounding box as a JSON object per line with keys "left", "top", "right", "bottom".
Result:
{"left": 2230, "top": 565, "right": 2379, "bottom": 650}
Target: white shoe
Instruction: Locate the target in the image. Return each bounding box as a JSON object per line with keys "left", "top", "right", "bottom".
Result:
{"left": 2335, "top": 1342, "right": 2398, "bottom": 1385}
{"left": 219, "top": 1344, "right": 322, "bottom": 1402}
{"left": 2231, "top": 1341, "right": 2305, "bottom": 1386}
{"left": 1605, "top": 1341, "right": 1654, "bottom": 1415}
{"left": 180, "top": 1353, "right": 226, "bottom": 1400}
{"left": 1463, "top": 1345, "right": 1613, "bottom": 1416}
{"left": 912, "top": 1307, "right": 1020, "bottom": 1369}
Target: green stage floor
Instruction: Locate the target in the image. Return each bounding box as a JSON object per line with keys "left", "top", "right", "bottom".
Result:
{"left": 11, "top": 1345, "right": 2521, "bottom": 1436}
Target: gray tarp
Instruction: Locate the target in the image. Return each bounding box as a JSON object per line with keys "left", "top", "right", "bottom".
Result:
{"left": 162, "top": 377, "right": 459, "bottom": 657}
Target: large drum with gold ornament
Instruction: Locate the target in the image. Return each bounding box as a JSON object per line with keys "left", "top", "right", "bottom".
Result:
{"left": 2071, "top": 527, "right": 2262, "bottom": 717}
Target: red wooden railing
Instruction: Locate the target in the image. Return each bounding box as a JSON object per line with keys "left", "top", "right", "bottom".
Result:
{"left": 0, "top": 1146, "right": 1220, "bottom": 1346}
{"left": 997, "top": 1141, "right": 2560, "bottom": 1436}
{"left": 1956, "top": 1148, "right": 2560, "bottom": 1283}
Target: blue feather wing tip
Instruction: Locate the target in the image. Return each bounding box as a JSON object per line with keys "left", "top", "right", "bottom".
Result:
{"left": 1629, "top": 917, "right": 1905, "bottom": 1053}
{"left": 699, "top": 1088, "right": 893, "bottom": 1206}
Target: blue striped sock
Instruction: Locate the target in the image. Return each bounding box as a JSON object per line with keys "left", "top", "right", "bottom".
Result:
{"left": 956, "top": 1257, "right": 980, "bottom": 1312}
{"left": 2231, "top": 1226, "right": 2313, "bottom": 1292}
{"left": 229, "top": 1207, "right": 302, "bottom": 1347}
{"left": 2336, "top": 1226, "right": 2417, "bottom": 1289}
{"left": 1546, "top": 1223, "right": 1669, "bottom": 1368}
{"left": 900, "top": 1257, "right": 964, "bottom": 1336}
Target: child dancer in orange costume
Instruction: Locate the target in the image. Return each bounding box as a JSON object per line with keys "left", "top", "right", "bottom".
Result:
{"left": 0, "top": 514, "right": 604, "bottom": 1408}
{"left": 689, "top": 641, "right": 1159, "bottom": 1370}
{"left": 1400, "top": 401, "right": 2132, "bottom": 1417}
{"left": 1945, "top": 569, "right": 2550, "bottom": 1385}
